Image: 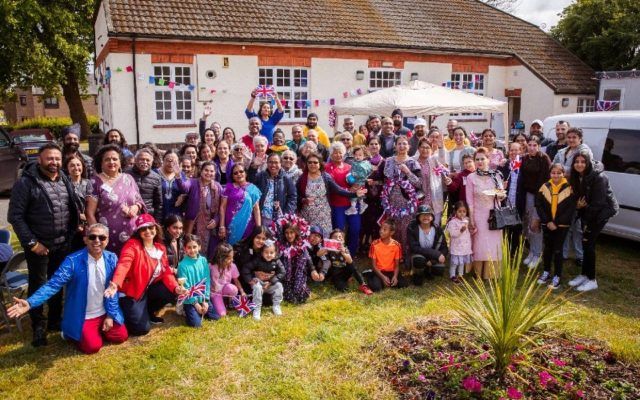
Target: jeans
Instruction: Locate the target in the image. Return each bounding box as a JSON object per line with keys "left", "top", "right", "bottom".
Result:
{"left": 525, "top": 193, "right": 543, "bottom": 257}
{"left": 563, "top": 214, "right": 583, "bottom": 260}
{"left": 119, "top": 282, "right": 176, "bottom": 336}
{"left": 542, "top": 226, "right": 569, "bottom": 279}
{"left": 331, "top": 206, "right": 362, "bottom": 255}
{"left": 328, "top": 264, "right": 365, "bottom": 291}
{"left": 581, "top": 221, "right": 605, "bottom": 280}
{"left": 183, "top": 303, "right": 220, "bottom": 328}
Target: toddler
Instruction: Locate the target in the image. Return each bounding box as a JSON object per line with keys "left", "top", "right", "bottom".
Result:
{"left": 345, "top": 145, "right": 373, "bottom": 215}
{"left": 446, "top": 201, "right": 473, "bottom": 284}
{"left": 242, "top": 240, "right": 285, "bottom": 321}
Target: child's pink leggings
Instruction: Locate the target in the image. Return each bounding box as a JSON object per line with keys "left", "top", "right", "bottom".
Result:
{"left": 211, "top": 284, "right": 239, "bottom": 316}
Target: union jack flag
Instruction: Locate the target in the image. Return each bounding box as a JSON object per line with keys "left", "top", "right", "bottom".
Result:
{"left": 231, "top": 295, "right": 255, "bottom": 318}
{"left": 510, "top": 155, "right": 522, "bottom": 172}
{"left": 177, "top": 278, "right": 207, "bottom": 305}
{"left": 255, "top": 85, "right": 276, "bottom": 98}
{"left": 468, "top": 130, "right": 480, "bottom": 146}
{"left": 434, "top": 165, "right": 450, "bottom": 176}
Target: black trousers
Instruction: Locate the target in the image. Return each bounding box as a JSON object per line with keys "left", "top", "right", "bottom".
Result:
{"left": 581, "top": 221, "right": 605, "bottom": 280}
{"left": 25, "top": 242, "right": 70, "bottom": 330}
{"left": 505, "top": 224, "right": 524, "bottom": 255}
{"left": 542, "top": 226, "right": 569, "bottom": 278}
{"left": 363, "top": 270, "right": 408, "bottom": 292}
{"left": 119, "top": 282, "right": 175, "bottom": 336}
{"left": 411, "top": 255, "right": 443, "bottom": 285}
{"left": 328, "top": 264, "right": 365, "bottom": 291}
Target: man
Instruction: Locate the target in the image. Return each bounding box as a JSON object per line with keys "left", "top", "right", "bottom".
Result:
{"left": 529, "top": 119, "right": 554, "bottom": 148}
{"left": 391, "top": 109, "right": 412, "bottom": 137}
{"left": 286, "top": 124, "right": 307, "bottom": 155}
{"left": 342, "top": 116, "right": 356, "bottom": 135}
{"left": 306, "top": 129, "right": 328, "bottom": 160}
{"left": 61, "top": 123, "right": 93, "bottom": 177}
{"left": 7, "top": 224, "right": 128, "bottom": 353}
{"left": 253, "top": 153, "right": 297, "bottom": 227}
{"left": 409, "top": 118, "right": 428, "bottom": 155}
{"left": 127, "top": 148, "right": 163, "bottom": 223}
{"left": 367, "top": 114, "right": 382, "bottom": 138}
{"left": 444, "top": 119, "right": 471, "bottom": 151}
{"left": 241, "top": 117, "right": 262, "bottom": 152}
{"left": 545, "top": 120, "right": 569, "bottom": 161}
{"left": 379, "top": 117, "right": 397, "bottom": 158}
{"left": 8, "top": 143, "right": 82, "bottom": 346}
{"left": 185, "top": 131, "right": 199, "bottom": 146}
{"left": 302, "top": 113, "right": 330, "bottom": 148}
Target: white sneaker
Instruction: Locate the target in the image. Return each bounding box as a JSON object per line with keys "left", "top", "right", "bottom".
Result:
{"left": 528, "top": 256, "right": 541, "bottom": 268}
{"left": 344, "top": 206, "right": 358, "bottom": 216}
{"left": 523, "top": 254, "right": 533, "bottom": 265}
{"left": 568, "top": 275, "right": 588, "bottom": 287}
{"left": 272, "top": 304, "right": 282, "bottom": 316}
{"left": 548, "top": 276, "right": 561, "bottom": 290}
{"left": 252, "top": 308, "right": 261, "bottom": 321}
{"left": 576, "top": 279, "right": 598, "bottom": 292}
{"left": 537, "top": 271, "right": 550, "bottom": 285}
{"left": 359, "top": 202, "right": 368, "bottom": 214}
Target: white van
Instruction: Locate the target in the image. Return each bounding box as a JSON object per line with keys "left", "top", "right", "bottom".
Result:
{"left": 543, "top": 111, "right": 640, "bottom": 242}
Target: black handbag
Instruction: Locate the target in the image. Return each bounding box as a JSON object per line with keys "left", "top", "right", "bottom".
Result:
{"left": 488, "top": 196, "right": 521, "bottom": 230}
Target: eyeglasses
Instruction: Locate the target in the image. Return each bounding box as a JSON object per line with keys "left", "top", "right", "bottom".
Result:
{"left": 282, "top": 157, "right": 294, "bottom": 161}
{"left": 233, "top": 170, "right": 246, "bottom": 175}
{"left": 233, "top": 148, "right": 242, "bottom": 152}
{"left": 88, "top": 234, "right": 108, "bottom": 242}
{"left": 138, "top": 226, "right": 156, "bottom": 232}
{"left": 341, "top": 138, "right": 351, "bottom": 142}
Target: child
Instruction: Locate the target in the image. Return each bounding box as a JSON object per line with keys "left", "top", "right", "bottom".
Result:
{"left": 210, "top": 243, "right": 245, "bottom": 317}
{"left": 241, "top": 240, "right": 285, "bottom": 321}
{"left": 535, "top": 163, "right": 576, "bottom": 289}
{"left": 345, "top": 145, "right": 373, "bottom": 215}
{"left": 325, "top": 229, "right": 373, "bottom": 295}
{"left": 280, "top": 222, "right": 314, "bottom": 304}
{"left": 365, "top": 219, "right": 408, "bottom": 292}
{"left": 406, "top": 205, "right": 448, "bottom": 285}
{"left": 177, "top": 234, "right": 219, "bottom": 327}
{"left": 446, "top": 201, "right": 473, "bottom": 284}
{"left": 308, "top": 226, "right": 330, "bottom": 282}
{"left": 268, "top": 129, "right": 289, "bottom": 155}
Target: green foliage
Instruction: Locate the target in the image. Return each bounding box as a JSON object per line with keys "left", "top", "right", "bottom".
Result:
{"left": 551, "top": 0, "right": 640, "bottom": 71}
{"left": 9, "top": 115, "right": 100, "bottom": 139}
{"left": 445, "top": 238, "right": 570, "bottom": 374}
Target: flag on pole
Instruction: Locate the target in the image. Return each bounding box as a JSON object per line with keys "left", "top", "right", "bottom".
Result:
{"left": 177, "top": 279, "right": 207, "bottom": 306}
{"left": 231, "top": 295, "right": 255, "bottom": 317}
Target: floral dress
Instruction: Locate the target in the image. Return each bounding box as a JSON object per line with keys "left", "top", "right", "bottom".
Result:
{"left": 281, "top": 246, "right": 313, "bottom": 304}
{"left": 300, "top": 175, "right": 332, "bottom": 237}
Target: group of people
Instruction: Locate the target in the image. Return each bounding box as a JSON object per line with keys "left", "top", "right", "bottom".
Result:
{"left": 6, "top": 90, "right": 618, "bottom": 354}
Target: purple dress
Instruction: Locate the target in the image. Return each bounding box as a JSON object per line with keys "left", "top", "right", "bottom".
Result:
{"left": 282, "top": 247, "right": 313, "bottom": 304}
{"left": 183, "top": 178, "right": 222, "bottom": 258}
{"left": 90, "top": 174, "right": 145, "bottom": 254}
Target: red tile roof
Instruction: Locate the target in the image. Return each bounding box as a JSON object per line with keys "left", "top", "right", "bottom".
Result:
{"left": 100, "top": 0, "right": 596, "bottom": 94}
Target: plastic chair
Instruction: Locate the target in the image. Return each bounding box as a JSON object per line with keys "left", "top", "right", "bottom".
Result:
{"left": 0, "top": 251, "right": 28, "bottom": 333}
{"left": 0, "top": 229, "right": 10, "bottom": 245}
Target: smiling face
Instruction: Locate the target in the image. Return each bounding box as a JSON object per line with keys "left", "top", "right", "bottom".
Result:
{"left": 262, "top": 245, "right": 276, "bottom": 261}
{"left": 573, "top": 155, "right": 588, "bottom": 174}
{"left": 249, "top": 119, "right": 261, "bottom": 135}
{"left": 66, "top": 157, "right": 83, "bottom": 178}
{"left": 223, "top": 128, "right": 235, "bottom": 144}
{"left": 259, "top": 102, "right": 271, "bottom": 118}
{"left": 309, "top": 233, "right": 323, "bottom": 246}
{"left": 181, "top": 158, "right": 193, "bottom": 175}
{"left": 184, "top": 240, "right": 200, "bottom": 258}
{"left": 285, "top": 228, "right": 298, "bottom": 244}
{"left": 566, "top": 132, "right": 581, "bottom": 149}
{"left": 418, "top": 213, "right": 434, "bottom": 226}
{"left": 292, "top": 126, "right": 303, "bottom": 141}
{"left": 381, "top": 119, "right": 394, "bottom": 135}
{"left": 254, "top": 141, "right": 267, "bottom": 155}
{"left": 281, "top": 151, "right": 296, "bottom": 169}
{"left": 101, "top": 150, "right": 121, "bottom": 175}
{"left": 167, "top": 220, "right": 183, "bottom": 240}
{"left": 204, "top": 130, "right": 215, "bottom": 146}
{"left": 550, "top": 167, "right": 564, "bottom": 183}
{"left": 556, "top": 122, "right": 568, "bottom": 141}
{"left": 474, "top": 152, "right": 489, "bottom": 171}
{"left": 330, "top": 148, "right": 344, "bottom": 163}
{"left": 482, "top": 131, "right": 495, "bottom": 147}
{"left": 216, "top": 140, "right": 230, "bottom": 160}
{"left": 253, "top": 232, "right": 267, "bottom": 250}
{"left": 453, "top": 128, "right": 465, "bottom": 145}
{"left": 39, "top": 148, "right": 62, "bottom": 175}
{"left": 273, "top": 131, "right": 285, "bottom": 146}
{"left": 232, "top": 165, "right": 247, "bottom": 184}
{"left": 199, "top": 145, "right": 213, "bottom": 161}
{"left": 368, "top": 139, "right": 380, "bottom": 156}
{"left": 267, "top": 155, "right": 281, "bottom": 176}
{"left": 329, "top": 231, "right": 344, "bottom": 243}
{"left": 463, "top": 156, "right": 476, "bottom": 172}
{"left": 395, "top": 136, "right": 409, "bottom": 155}
{"left": 163, "top": 152, "right": 179, "bottom": 173}
{"left": 138, "top": 225, "right": 157, "bottom": 242}
{"left": 343, "top": 119, "right": 354, "bottom": 132}
{"left": 184, "top": 146, "right": 197, "bottom": 163}
{"left": 200, "top": 164, "right": 216, "bottom": 182}
{"left": 418, "top": 142, "right": 432, "bottom": 158}
{"left": 508, "top": 143, "right": 522, "bottom": 160}
{"left": 307, "top": 116, "right": 318, "bottom": 129}
{"left": 306, "top": 155, "right": 321, "bottom": 173}
{"left": 307, "top": 130, "right": 318, "bottom": 144}
{"left": 84, "top": 225, "right": 109, "bottom": 257}
{"left": 135, "top": 151, "right": 153, "bottom": 172}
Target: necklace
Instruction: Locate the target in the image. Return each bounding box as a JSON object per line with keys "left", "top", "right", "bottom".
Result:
{"left": 101, "top": 172, "right": 119, "bottom": 182}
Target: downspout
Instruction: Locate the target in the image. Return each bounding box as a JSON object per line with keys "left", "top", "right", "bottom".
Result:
{"left": 132, "top": 36, "right": 141, "bottom": 147}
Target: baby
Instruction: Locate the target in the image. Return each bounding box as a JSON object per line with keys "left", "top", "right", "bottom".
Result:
{"left": 345, "top": 145, "right": 373, "bottom": 215}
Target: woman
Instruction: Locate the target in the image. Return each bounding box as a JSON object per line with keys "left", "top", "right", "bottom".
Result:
{"left": 222, "top": 127, "right": 236, "bottom": 145}
{"left": 183, "top": 161, "right": 223, "bottom": 258}
{"left": 466, "top": 147, "right": 506, "bottom": 279}
{"left": 179, "top": 144, "right": 198, "bottom": 165}
{"left": 248, "top": 135, "right": 269, "bottom": 181}
{"left": 231, "top": 142, "right": 252, "bottom": 170}
{"left": 512, "top": 132, "right": 528, "bottom": 149}
{"left": 338, "top": 132, "right": 354, "bottom": 162}
{"left": 281, "top": 149, "right": 302, "bottom": 184}
{"left": 163, "top": 214, "right": 184, "bottom": 274}
{"left": 103, "top": 128, "right": 133, "bottom": 158}
{"left": 86, "top": 145, "right": 145, "bottom": 254}
{"left": 498, "top": 142, "right": 524, "bottom": 251}
{"left": 180, "top": 156, "right": 195, "bottom": 179}
{"left": 371, "top": 136, "right": 422, "bottom": 255}
{"left": 219, "top": 163, "right": 262, "bottom": 245}
{"left": 481, "top": 128, "right": 506, "bottom": 170}
{"left": 360, "top": 136, "right": 384, "bottom": 251}
{"left": 198, "top": 143, "right": 215, "bottom": 166}
{"left": 414, "top": 137, "right": 447, "bottom": 225}
{"left": 245, "top": 89, "right": 284, "bottom": 143}
{"left": 447, "top": 127, "right": 476, "bottom": 175}
{"left": 105, "top": 214, "right": 186, "bottom": 336}
{"left": 297, "top": 141, "right": 318, "bottom": 170}
{"left": 202, "top": 128, "right": 216, "bottom": 149}
{"left": 214, "top": 140, "right": 233, "bottom": 185}
{"left": 159, "top": 150, "right": 187, "bottom": 221}
{"left": 298, "top": 153, "right": 362, "bottom": 238}
{"left": 567, "top": 152, "right": 618, "bottom": 292}
{"left": 64, "top": 154, "right": 93, "bottom": 249}
{"left": 516, "top": 136, "right": 551, "bottom": 267}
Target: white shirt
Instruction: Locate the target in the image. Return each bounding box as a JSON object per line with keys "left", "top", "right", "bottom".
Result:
{"left": 85, "top": 253, "right": 107, "bottom": 319}
{"left": 418, "top": 226, "right": 436, "bottom": 249}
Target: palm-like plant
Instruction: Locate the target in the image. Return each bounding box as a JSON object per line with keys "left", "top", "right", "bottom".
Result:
{"left": 446, "top": 237, "right": 571, "bottom": 375}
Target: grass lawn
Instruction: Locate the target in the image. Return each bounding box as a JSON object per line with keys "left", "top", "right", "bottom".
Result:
{"left": 0, "top": 235, "right": 638, "bottom": 399}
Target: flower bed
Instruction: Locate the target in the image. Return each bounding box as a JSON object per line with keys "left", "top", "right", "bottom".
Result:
{"left": 382, "top": 318, "right": 639, "bottom": 399}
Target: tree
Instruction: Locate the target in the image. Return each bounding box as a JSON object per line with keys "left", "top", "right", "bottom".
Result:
{"left": 551, "top": 0, "right": 640, "bottom": 71}
{"left": 0, "top": 0, "right": 95, "bottom": 137}
{"left": 481, "top": 0, "right": 521, "bottom": 13}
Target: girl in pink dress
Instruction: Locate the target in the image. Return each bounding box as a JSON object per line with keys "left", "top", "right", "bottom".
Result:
{"left": 466, "top": 147, "right": 506, "bottom": 279}
{"left": 446, "top": 201, "right": 473, "bottom": 283}
{"left": 209, "top": 243, "right": 245, "bottom": 317}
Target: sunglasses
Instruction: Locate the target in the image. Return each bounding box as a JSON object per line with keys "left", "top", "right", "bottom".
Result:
{"left": 138, "top": 225, "right": 156, "bottom": 232}
{"left": 88, "top": 234, "right": 108, "bottom": 242}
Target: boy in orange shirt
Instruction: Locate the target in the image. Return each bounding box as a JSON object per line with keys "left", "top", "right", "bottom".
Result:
{"left": 365, "top": 219, "right": 409, "bottom": 292}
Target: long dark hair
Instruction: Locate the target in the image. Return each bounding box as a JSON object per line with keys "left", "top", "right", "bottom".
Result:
{"left": 93, "top": 144, "right": 124, "bottom": 174}
{"left": 103, "top": 129, "right": 128, "bottom": 148}
{"left": 569, "top": 151, "right": 594, "bottom": 196}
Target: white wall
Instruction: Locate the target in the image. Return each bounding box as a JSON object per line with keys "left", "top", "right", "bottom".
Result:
{"left": 600, "top": 77, "right": 640, "bottom": 110}
{"left": 94, "top": 5, "right": 109, "bottom": 57}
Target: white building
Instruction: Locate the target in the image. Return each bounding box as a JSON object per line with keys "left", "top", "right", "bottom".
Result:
{"left": 597, "top": 71, "right": 640, "bottom": 111}
{"left": 93, "top": 0, "right": 596, "bottom": 145}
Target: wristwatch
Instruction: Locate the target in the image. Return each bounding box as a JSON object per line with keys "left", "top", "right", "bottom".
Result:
{"left": 28, "top": 239, "right": 38, "bottom": 249}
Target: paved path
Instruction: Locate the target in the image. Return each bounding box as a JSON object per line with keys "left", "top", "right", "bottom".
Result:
{"left": 0, "top": 197, "right": 8, "bottom": 228}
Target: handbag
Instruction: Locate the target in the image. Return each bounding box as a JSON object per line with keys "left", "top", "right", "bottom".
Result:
{"left": 488, "top": 196, "right": 521, "bottom": 230}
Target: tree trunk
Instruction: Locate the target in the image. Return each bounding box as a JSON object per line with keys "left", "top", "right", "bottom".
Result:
{"left": 61, "top": 69, "right": 90, "bottom": 139}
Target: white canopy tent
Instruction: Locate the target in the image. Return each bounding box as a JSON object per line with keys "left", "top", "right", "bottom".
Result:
{"left": 334, "top": 80, "right": 509, "bottom": 139}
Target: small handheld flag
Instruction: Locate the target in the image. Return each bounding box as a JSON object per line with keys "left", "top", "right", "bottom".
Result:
{"left": 434, "top": 165, "right": 450, "bottom": 176}
{"left": 177, "top": 278, "right": 207, "bottom": 305}
{"left": 255, "top": 85, "right": 275, "bottom": 98}
{"left": 510, "top": 155, "right": 522, "bottom": 171}
{"left": 231, "top": 295, "right": 255, "bottom": 317}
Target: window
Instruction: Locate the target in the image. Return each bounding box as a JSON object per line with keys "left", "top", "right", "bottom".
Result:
{"left": 603, "top": 129, "right": 640, "bottom": 175}
{"left": 19, "top": 96, "right": 27, "bottom": 106}
{"left": 577, "top": 98, "right": 595, "bottom": 113}
{"left": 153, "top": 65, "right": 193, "bottom": 123}
{"left": 44, "top": 97, "right": 59, "bottom": 109}
{"left": 602, "top": 89, "right": 622, "bottom": 110}
{"left": 450, "top": 73, "right": 486, "bottom": 118}
{"left": 369, "top": 69, "right": 402, "bottom": 90}
{"left": 258, "top": 67, "right": 309, "bottom": 120}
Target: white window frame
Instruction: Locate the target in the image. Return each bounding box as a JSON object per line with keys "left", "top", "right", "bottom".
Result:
{"left": 600, "top": 87, "right": 624, "bottom": 111}
{"left": 153, "top": 64, "right": 194, "bottom": 124}
{"left": 577, "top": 98, "right": 595, "bottom": 113}
{"left": 449, "top": 73, "right": 486, "bottom": 119}
{"left": 258, "top": 67, "right": 309, "bottom": 121}
{"left": 369, "top": 69, "right": 402, "bottom": 91}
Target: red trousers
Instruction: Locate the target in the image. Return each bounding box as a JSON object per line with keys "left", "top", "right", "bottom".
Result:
{"left": 77, "top": 315, "right": 128, "bottom": 354}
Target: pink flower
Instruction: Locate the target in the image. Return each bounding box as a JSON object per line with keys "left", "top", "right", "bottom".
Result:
{"left": 538, "top": 371, "right": 557, "bottom": 388}
{"left": 462, "top": 376, "right": 483, "bottom": 393}
{"left": 574, "top": 344, "right": 586, "bottom": 351}
{"left": 508, "top": 364, "right": 517, "bottom": 372}
{"left": 507, "top": 387, "right": 523, "bottom": 399}
{"left": 576, "top": 390, "right": 585, "bottom": 398}
{"left": 552, "top": 358, "right": 567, "bottom": 367}
{"left": 418, "top": 374, "right": 427, "bottom": 382}
{"left": 479, "top": 352, "right": 490, "bottom": 361}
{"left": 564, "top": 381, "right": 575, "bottom": 391}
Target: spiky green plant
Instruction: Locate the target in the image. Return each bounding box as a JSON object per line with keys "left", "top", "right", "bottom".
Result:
{"left": 445, "top": 237, "right": 572, "bottom": 375}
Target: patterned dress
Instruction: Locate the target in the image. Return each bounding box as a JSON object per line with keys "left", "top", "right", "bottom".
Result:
{"left": 282, "top": 247, "right": 313, "bottom": 304}
{"left": 300, "top": 175, "right": 332, "bottom": 237}
{"left": 465, "top": 171, "right": 504, "bottom": 262}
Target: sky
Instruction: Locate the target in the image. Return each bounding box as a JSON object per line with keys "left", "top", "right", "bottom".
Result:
{"left": 511, "top": 0, "right": 574, "bottom": 31}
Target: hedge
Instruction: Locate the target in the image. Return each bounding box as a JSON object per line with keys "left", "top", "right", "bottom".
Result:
{"left": 7, "top": 115, "right": 100, "bottom": 140}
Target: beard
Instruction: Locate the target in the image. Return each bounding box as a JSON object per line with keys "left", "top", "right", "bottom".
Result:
{"left": 307, "top": 121, "right": 317, "bottom": 129}
{"left": 393, "top": 120, "right": 401, "bottom": 127}
{"left": 64, "top": 143, "right": 79, "bottom": 153}
{"left": 109, "top": 139, "right": 120, "bottom": 145}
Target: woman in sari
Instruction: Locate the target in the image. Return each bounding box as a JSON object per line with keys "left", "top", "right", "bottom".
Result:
{"left": 219, "top": 163, "right": 262, "bottom": 245}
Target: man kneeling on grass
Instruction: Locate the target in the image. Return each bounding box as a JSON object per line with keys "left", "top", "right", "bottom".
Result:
{"left": 364, "top": 219, "right": 408, "bottom": 292}
{"left": 8, "top": 224, "right": 128, "bottom": 354}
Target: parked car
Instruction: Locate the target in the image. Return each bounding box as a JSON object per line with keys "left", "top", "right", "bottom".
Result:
{"left": 0, "top": 126, "right": 28, "bottom": 193}
{"left": 8, "top": 128, "right": 55, "bottom": 161}
{"left": 543, "top": 111, "right": 640, "bottom": 242}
